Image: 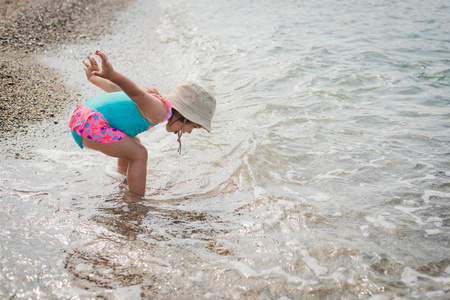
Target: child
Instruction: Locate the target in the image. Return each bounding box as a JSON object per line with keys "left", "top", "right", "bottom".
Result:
{"left": 69, "top": 50, "right": 216, "bottom": 196}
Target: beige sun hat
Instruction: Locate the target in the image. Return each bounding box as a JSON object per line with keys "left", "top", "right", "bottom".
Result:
{"left": 165, "top": 81, "right": 216, "bottom": 132}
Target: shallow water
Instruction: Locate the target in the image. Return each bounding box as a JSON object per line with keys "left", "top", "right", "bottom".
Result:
{"left": 1, "top": 0, "right": 449, "bottom": 298}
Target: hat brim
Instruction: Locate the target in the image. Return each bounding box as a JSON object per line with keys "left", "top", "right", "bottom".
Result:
{"left": 164, "top": 82, "right": 215, "bottom": 132}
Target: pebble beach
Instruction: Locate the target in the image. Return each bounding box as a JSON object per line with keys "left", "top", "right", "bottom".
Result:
{"left": 0, "top": 0, "right": 132, "bottom": 139}
{"left": 1, "top": 0, "right": 449, "bottom": 298}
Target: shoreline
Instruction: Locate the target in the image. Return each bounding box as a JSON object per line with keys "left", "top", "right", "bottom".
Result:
{"left": 0, "top": 0, "right": 134, "bottom": 139}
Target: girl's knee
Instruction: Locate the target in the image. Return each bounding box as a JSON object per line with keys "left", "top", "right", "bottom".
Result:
{"left": 134, "top": 143, "right": 148, "bottom": 162}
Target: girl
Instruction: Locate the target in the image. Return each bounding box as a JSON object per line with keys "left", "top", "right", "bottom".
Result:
{"left": 69, "top": 50, "right": 216, "bottom": 196}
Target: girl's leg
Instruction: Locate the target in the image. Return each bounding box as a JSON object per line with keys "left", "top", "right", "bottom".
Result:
{"left": 82, "top": 136, "right": 148, "bottom": 196}
{"left": 117, "top": 136, "right": 142, "bottom": 175}
{"left": 117, "top": 158, "right": 130, "bottom": 175}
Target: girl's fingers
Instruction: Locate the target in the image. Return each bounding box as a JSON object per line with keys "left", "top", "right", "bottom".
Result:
{"left": 95, "top": 50, "right": 103, "bottom": 59}
{"left": 96, "top": 50, "right": 109, "bottom": 64}
{"left": 88, "top": 56, "right": 98, "bottom": 66}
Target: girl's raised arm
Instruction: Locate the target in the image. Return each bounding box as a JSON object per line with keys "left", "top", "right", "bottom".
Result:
{"left": 83, "top": 55, "right": 122, "bottom": 93}
{"left": 92, "top": 50, "right": 168, "bottom": 124}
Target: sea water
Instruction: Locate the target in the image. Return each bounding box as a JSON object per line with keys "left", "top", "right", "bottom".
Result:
{"left": 1, "top": 0, "right": 449, "bottom": 298}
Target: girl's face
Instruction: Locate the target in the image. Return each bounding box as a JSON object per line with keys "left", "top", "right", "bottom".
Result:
{"left": 166, "top": 119, "right": 202, "bottom": 135}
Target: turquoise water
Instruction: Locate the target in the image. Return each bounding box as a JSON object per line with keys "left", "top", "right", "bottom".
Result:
{"left": 1, "top": 0, "right": 449, "bottom": 298}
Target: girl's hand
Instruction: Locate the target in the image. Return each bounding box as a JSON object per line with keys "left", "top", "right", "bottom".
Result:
{"left": 82, "top": 55, "right": 100, "bottom": 81}
{"left": 91, "top": 50, "right": 116, "bottom": 80}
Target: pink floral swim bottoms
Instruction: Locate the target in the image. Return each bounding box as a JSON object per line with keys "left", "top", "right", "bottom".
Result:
{"left": 69, "top": 104, "right": 126, "bottom": 144}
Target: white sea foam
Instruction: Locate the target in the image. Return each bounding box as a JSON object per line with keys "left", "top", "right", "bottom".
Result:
{"left": 365, "top": 215, "right": 397, "bottom": 230}
{"left": 427, "top": 217, "right": 443, "bottom": 227}
{"left": 104, "top": 165, "right": 127, "bottom": 181}
{"left": 75, "top": 263, "right": 92, "bottom": 272}
{"left": 110, "top": 285, "right": 142, "bottom": 300}
{"left": 308, "top": 193, "right": 330, "bottom": 202}
{"left": 425, "top": 229, "right": 441, "bottom": 235}
{"left": 422, "top": 190, "right": 450, "bottom": 204}
{"left": 425, "top": 290, "right": 445, "bottom": 298}
{"left": 301, "top": 249, "right": 328, "bottom": 276}
{"left": 402, "top": 267, "right": 450, "bottom": 287}
{"left": 368, "top": 295, "right": 390, "bottom": 300}
{"left": 394, "top": 205, "right": 427, "bottom": 226}
{"left": 228, "top": 261, "right": 310, "bottom": 285}
{"left": 401, "top": 267, "right": 419, "bottom": 287}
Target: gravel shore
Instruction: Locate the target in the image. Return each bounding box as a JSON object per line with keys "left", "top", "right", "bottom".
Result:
{"left": 0, "top": 0, "right": 133, "bottom": 139}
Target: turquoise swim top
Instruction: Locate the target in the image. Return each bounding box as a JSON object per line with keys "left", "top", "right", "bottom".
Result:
{"left": 84, "top": 91, "right": 154, "bottom": 137}
{"left": 69, "top": 91, "right": 173, "bottom": 149}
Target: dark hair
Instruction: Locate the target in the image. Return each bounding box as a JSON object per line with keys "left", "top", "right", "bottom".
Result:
{"left": 144, "top": 87, "right": 195, "bottom": 154}
{"left": 168, "top": 108, "right": 193, "bottom": 154}
{"left": 168, "top": 109, "right": 193, "bottom": 126}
